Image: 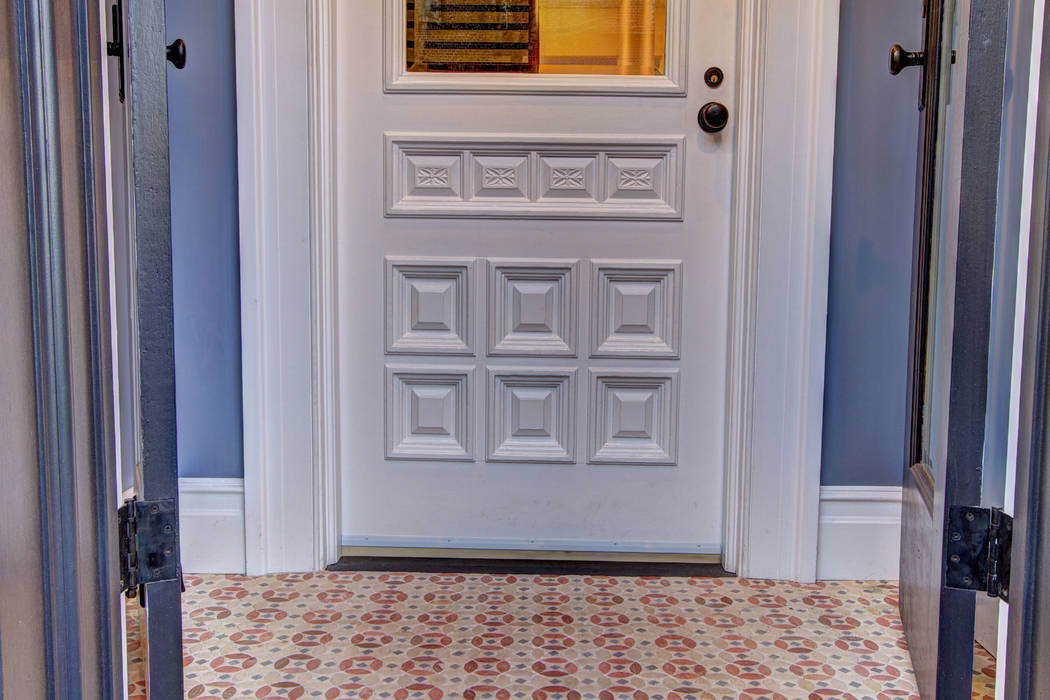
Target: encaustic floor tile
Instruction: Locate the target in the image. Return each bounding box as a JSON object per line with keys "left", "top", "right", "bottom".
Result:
{"left": 126, "top": 573, "right": 996, "bottom": 699}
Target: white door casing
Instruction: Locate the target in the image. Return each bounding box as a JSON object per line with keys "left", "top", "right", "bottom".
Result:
{"left": 235, "top": 0, "right": 838, "bottom": 579}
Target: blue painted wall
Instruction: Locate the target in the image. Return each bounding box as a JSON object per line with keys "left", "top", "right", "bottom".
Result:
{"left": 166, "top": 0, "right": 244, "bottom": 479}
{"left": 162, "top": 0, "right": 922, "bottom": 486}
{"left": 821, "top": 0, "right": 922, "bottom": 486}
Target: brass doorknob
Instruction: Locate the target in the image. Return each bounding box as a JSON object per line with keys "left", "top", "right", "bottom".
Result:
{"left": 698, "top": 102, "right": 729, "bottom": 134}
{"left": 889, "top": 44, "right": 924, "bottom": 75}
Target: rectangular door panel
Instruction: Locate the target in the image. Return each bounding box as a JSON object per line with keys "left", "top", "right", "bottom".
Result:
{"left": 386, "top": 133, "right": 685, "bottom": 219}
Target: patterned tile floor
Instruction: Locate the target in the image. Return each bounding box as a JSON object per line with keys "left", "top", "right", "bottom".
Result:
{"left": 127, "top": 573, "right": 996, "bottom": 699}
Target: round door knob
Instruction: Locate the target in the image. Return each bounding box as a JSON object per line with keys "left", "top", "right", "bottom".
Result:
{"left": 698, "top": 102, "right": 729, "bottom": 133}
{"left": 889, "top": 44, "right": 923, "bottom": 75}
{"left": 166, "top": 39, "right": 187, "bottom": 69}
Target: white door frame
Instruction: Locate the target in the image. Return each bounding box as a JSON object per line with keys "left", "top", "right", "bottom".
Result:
{"left": 234, "top": 0, "right": 839, "bottom": 580}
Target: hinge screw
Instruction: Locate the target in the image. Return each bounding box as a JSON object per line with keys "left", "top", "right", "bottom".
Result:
{"left": 950, "top": 554, "right": 960, "bottom": 563}
{"left": 966, "top": 511, "right": 975, "bottom": 521}
{"left": 951, "top": 532, "right": 962, "bottom": 541}
{"left": 963, "top": 576, "right": 973, "bottom": 585}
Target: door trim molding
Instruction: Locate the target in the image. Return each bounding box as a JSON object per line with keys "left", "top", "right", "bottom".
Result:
{"left": 720, "top": 0, "right": 766, "bottom": 577}
{"left": 308, "top": 0, "right": 342, "bottom": 576}
{"left": 236, "top": 0, "right": 336, "bottom": 573}
{"left": 721, "top": 0, "right": 839, "bottom": 580}
{"left": 235, "top": 0, "right": 839, "bottom": 578}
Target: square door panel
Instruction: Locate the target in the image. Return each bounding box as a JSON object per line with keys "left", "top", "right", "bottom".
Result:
{"left": 487, "top": 368, "right": 576, "bottom": 463}
{"left": 589, "top": 369, "right": 679, "bottom": 465}
{"left": 386, "top": 366, "right": 474, "bottom": 461}
{"left": 386, "top": 257, "right": 475, "bottom": 355}
{"left": 471, "top": 154, "right": 530, "bottom": 201}
{"left": 403, "top": 153, "right": 463, "bottom": 199}
{"left": 488, "top": 258, "right": 579, "bottom": 356}
{"left": 605, "top": 155, "right": 666, "bottom": 202}
{"left": 591, "top": 260, "right": 682, "bottom": 358}
{"left": 537, "top": 155, "right": 599, "bottom": 202}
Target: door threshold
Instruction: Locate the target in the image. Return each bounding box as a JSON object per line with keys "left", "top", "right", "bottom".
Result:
{"left": 331, "top": 546, "right": 728, "bottom": 577}
{"left": 340, "top": 545, "right": 720, "bottom": 564}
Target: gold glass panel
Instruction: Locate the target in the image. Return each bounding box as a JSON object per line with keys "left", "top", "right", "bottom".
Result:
{"left": 406, "top": 0, "right": 668, "bottom": 75}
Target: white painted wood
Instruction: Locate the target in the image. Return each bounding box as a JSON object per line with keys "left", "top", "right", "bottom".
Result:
{"left": 385, "top": 133, "right": 685, "bottom": 219}
{"left": 307, "top": 0, "right": 342, "bottom": 575}
{"left": 816, "top": 486, "right": 902, "bottom": 581}
{"left": 588, "top": 368, "right": 680, "bottom": 466}
{"left": 590, "top": 259, "right": 682, "bottom": 358}
{"left": 382, "top": 0, "right": 690, "bottom": 96}
{"left": 340, "top": 1, "right": 735, "bottom": 554}
{"left": 385, "top": 365, "right": 476, "bottom": 460}
{"left": 720, "top": 0, "right": 766, "bottom": 577}
{"left": 386, "top": 257, "right": 477, "bottom": 355}
{"left": 487, "top": 368, "right": 578, "bottom": 463}
{"left": 235, "top": 0, "right": 319, "bottom": 574}
{"left": 237, "top": 0, "right": 841, "bottom": 576}
{"left": 724, "top": 0, "right": 840, "bottom": 581}
{"left": 178, "top": 478, "right": 246, "bottom": 574}
{"left": 341, "top": 534, "right": 720, "bottom": 555}
{"left": 487, "top": 259, "right": 579, "bottom": 356}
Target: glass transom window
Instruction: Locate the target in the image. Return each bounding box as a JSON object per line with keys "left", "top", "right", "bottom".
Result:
{"left": 406, "top": 0, "right": 669, "bottom": 76}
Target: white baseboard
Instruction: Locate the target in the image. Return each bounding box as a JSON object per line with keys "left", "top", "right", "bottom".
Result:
{"left": 179, "top": 477, "right": 246, "bottom": 574}
{"left": 816, "top": 486, "right": 902, "bottom": 580}
{"left": 340, "top": 535, "right": 721, "bottom": 556}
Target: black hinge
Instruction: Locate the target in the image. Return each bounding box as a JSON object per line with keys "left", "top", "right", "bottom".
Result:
{"left": 946, "top": 505, "right": 1013, "bottom": 602}
{"left": 118, "top": 498, "right": 180, "bottom": 601}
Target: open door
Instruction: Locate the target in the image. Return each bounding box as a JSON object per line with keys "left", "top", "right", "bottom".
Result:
{"left": 103, "top": 0, "right": 186, "bottom": 695}
{"left": 896, "top": 0, "right": 1010, "bottom": 697}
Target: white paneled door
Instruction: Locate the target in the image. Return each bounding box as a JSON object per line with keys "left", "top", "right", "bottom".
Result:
{"left": 337, "top": 1, "right": 736, "bottom": 554}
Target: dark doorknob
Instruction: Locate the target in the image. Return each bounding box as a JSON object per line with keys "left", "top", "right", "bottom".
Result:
{"left": 166, "top": 39, "right": 187, "bottom": 69}
{"left": 698, "top": 102, "right": 729, "bottom": 133}
{"left": 889, "top": 44, "right": 924, "bottom": 75}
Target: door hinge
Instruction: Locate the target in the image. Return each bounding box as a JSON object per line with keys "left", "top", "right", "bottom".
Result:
{"left": 946, "top": 506, "right": 1013, "bottom": 602}
{"left": 118, "top": 498, "right": 180, "bottom": 600}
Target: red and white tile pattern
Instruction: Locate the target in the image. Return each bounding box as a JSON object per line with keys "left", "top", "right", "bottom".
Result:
{"left": 127, "top": 573, "right": 995, "bottom": 699}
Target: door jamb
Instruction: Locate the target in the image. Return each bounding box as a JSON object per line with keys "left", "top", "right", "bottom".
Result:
{"left": 235, "top": 0, "right": 839, "bottom": 579}
{"left": 1005, "top": 3, "right": 1050, "bottom": 693}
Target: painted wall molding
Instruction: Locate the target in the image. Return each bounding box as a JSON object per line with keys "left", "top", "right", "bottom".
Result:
{"left": 816, "top": 486, "right": 903, "bottom": 581}
{"left": 236, "top": 0, "right": 840, "bottom": 578}
{"left": 179, "top": 478, "right": 246, "bottom": 574}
